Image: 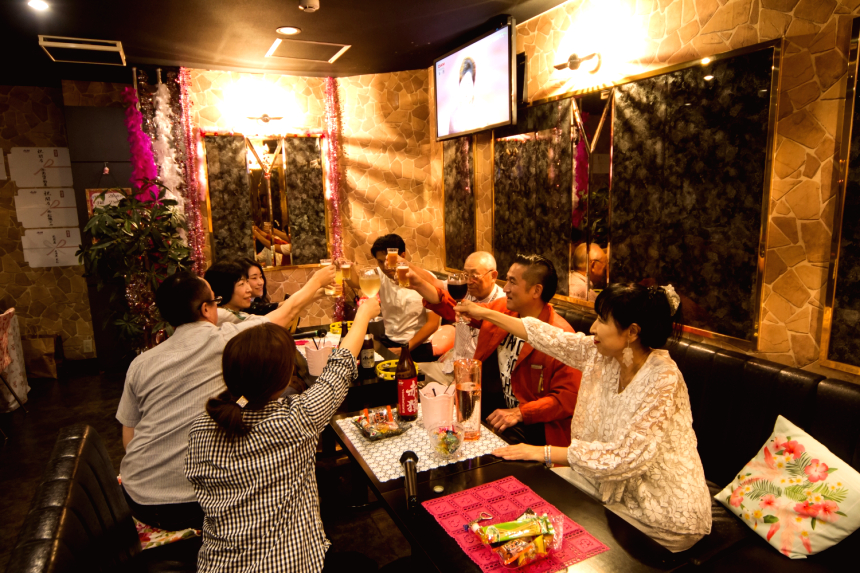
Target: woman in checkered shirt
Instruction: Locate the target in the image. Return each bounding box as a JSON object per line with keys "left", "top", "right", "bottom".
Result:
{"left": 185, "top": 299, "right": 381, "bottom": 573}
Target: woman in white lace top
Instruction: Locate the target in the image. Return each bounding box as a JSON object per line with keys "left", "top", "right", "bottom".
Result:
{"left": 456, "top": 283, "right": 711, "bottom": 552}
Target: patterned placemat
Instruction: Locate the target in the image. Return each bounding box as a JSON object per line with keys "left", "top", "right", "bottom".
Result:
{"left": 422, "top": 476, "right": 610, "bottom": 572}
{"left": 335, "top": 405, "right": 509, "bottom": 482}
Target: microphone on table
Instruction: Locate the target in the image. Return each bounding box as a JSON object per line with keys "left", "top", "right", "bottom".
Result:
{"left": 400, "top": 451, "right": 419, "bottom": 510}
{"left": 291, "top": 329, "right": 328, "bottom": 340}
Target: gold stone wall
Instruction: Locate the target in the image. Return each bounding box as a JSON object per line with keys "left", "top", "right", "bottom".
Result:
{"left": 186, "top": 68, "right": 443, "bottom": 325}
{"left": 507, "top": 0, "right": 860, "bottom": 383}
{"left": 339, "top": 70, "right": 443, "bottom": 269}
{"left": 0, "top": 85, "right": 96, "bottom": 360}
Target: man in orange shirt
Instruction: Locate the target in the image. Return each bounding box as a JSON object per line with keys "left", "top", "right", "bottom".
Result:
{"left": 409, "top": 255, "right": 581, "bottom": 447}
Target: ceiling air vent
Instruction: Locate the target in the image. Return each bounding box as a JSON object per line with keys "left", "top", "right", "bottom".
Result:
{"left": 39, "top": 36, "right": 126, "bottom": 66}
{"left": 265, "top": 38, "right": 350, "bottom": 64}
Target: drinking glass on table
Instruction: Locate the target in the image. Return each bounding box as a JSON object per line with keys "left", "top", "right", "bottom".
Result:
{"left": 448, "top": 272, "right": 469, "bottom": 324}
{"left": 359, "top": 265, "right": 382, "bottom": 321}
{"left": 454, "top": 358, "right": 482, "bottom": 441}
{"left": 320, "top": 259, "right": 336, "bottom": 295}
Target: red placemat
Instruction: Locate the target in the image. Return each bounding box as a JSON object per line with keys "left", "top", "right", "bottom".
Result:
{"left": 422, "top": 476, "right": 609, "bottom": 572}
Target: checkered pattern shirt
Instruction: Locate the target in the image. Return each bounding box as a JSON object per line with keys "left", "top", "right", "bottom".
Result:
{"left": 185, "top": 348, "right": 356, "bottom": 573}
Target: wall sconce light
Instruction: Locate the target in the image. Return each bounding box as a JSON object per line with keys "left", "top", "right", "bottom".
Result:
{"left": 248, "top": 114, "right": 283, "bottom": 123}
{"left": 554, "top": 52, "right": 601, "bottom": 74}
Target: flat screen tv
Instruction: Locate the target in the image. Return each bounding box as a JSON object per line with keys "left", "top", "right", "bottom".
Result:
{"left": 434, "top": 18, "right": 516, "bottom": 141}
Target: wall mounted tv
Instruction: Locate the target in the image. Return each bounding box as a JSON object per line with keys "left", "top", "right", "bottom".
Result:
{"left": 434, "top": 17, "right": 516, "bottom": 141}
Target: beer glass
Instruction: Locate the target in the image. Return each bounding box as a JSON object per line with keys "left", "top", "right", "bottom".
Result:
{"left": 454, "top": 358, "right": 481, "bottom": 441}
{"left": 320, "top": 259, "right": 335, "bottom": 295}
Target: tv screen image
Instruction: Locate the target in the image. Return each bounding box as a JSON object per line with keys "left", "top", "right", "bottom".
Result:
{"left": 435, "top": 26, "right": 513, "bottom": 140}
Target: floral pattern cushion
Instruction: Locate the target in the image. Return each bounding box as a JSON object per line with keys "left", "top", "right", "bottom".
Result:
{"left": 715, "top": 415, "right": 860, "bottom": 559}
{"left": 134, "top": 518, "right": 200, "bottom": 551}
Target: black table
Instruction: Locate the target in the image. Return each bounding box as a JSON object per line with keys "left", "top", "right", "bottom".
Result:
{"left": 329, "top": 415, "right": 687, "bottom": 573}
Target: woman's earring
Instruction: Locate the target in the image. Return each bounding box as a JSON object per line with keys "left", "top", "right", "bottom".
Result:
{"left": 622, "top": 340, "right": 634, "bottom": 368}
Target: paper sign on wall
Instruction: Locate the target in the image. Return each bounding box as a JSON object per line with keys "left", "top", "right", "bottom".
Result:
{"left": 22, "top": 228, "right": 82, "bottom": 268}
{"left": 8, "top": 147, "right": 73, "bottom": 188}
{"left": 14, "top": 188, "right": 78, "bottom": 228}
{"left": 86, "top": 188, "right": 127, "bottom": 216}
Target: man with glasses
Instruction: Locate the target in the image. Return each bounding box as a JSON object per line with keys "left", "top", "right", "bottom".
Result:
{"left": 409, "top": 254, "right": 581, "bottom": 448}
{"left": 407, "top": 251, "right": 504, "bottom": 384}
{"left": 569, "top": 243, "right": 607, "bottom": 301}
{"left": 116, "top": 266, "right": 335, "bottom": 531}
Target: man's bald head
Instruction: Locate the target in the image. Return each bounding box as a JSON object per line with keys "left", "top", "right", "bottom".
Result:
{"left": 465, "top": 251, "right": 496, "bottom": 271}
{"left": 464, "top": 251, "right": 498, "bottom": 299}
{"left": 573, "top": 243, "right": 604, "bottom": 271}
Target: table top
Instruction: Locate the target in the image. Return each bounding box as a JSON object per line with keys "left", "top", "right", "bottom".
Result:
{"left": 330, "top": 414, "right": 507, "bottom": 494}
{"left": 382, "top": 461, "right": 686, "bottom": 573}
{"left": 329, "top": 407, "right": 686, "bottom": 573}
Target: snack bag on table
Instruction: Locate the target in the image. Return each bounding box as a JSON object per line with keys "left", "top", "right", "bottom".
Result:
{"left": 469, "top": 508, "right": 564, "bottom": 569}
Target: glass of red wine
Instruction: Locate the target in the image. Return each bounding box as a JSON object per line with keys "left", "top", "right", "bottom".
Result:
{"left": 448, "top": 273, "right": 469, "bottom": 324}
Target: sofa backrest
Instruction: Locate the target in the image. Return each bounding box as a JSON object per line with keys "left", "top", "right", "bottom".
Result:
{"left": 808, "top": 378, "right": 860, "bottom": 471}
{"left": 5, "top": 424, "right": 141, "bottom": 573}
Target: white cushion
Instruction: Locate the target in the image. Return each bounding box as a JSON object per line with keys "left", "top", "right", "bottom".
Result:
{"left": 715, "top": 415, "right": 860, "bottom": 559}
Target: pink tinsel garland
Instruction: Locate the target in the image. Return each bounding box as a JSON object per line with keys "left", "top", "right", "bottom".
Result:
{"left": 571, "top": 126, "right": 589, "bottom": 230}
{"left": 178, "top": 68, "right": 207, "bottom": 275}
{"left": 122, "top": 87, "right": 159, "bottom": 201}
{"left": 324, "top": 77, "right": 345, "bottom": 320}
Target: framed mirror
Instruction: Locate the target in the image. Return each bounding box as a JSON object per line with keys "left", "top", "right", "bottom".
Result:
{"left": 203, "top": 134, "right": 328, "bottom": 268}
{"left": 821, "top": 16, "right": 860, "bottom": 376}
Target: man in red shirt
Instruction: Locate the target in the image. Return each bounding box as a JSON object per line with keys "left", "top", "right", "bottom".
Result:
{"left": 409, "top": 255, "right": 581, "bottom": 447}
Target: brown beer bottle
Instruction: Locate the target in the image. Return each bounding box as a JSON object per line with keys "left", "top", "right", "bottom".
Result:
{"left": 396, "top": 343, "right": 418, "bottom": 421}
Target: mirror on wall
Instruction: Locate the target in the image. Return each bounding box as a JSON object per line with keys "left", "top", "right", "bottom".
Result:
{"left": 608, "top": 42, "right": 779, "bottom": 344}
{"left": 821, "top": 17, "right": 860, "bottom": 376}
{"left": 493, "top": 98, "right": 573, "bottom": 295}
{"left": 568, "top": 91, "right": 612, "bottom": 303}
{"left": 204, "top": 135, "right": 328, "bottom": 267}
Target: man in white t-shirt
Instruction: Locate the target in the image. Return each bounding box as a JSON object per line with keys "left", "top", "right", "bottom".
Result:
{"left": 408, "top": 251, "right": 505, "bottom": 383}
{"left": 346, "top": 234, "right": 440, "bottom": 361}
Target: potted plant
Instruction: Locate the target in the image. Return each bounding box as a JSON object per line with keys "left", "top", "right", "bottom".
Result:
{"left": 77, "top": 182, "right": 191, "bottom": 354}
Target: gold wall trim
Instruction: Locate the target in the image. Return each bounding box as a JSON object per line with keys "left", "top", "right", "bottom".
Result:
{"left": 820, "top": 16, "right": 860, "bottom": 376}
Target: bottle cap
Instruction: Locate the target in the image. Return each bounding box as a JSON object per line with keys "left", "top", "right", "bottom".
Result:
{"left": 364, "top": 334, "right": 373, "bottom": 340}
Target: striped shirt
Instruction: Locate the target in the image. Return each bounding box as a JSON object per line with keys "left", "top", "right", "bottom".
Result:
{"left": 116, "top": 316, "right": 268, "bottom": 505}
{"left": 185, "top": 348, "right": 355, "bottom": 573}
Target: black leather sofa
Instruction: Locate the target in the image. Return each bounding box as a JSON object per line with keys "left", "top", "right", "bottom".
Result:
{"left": 5, "top": 424, "right": 201, "bottom": 573}
{"left": 552, "top": 301, "right": 858, "bottom": 571}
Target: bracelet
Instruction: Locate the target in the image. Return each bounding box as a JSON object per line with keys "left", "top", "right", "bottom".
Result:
{"left": 544, "top": 444, "right": 553, "bottom": 468}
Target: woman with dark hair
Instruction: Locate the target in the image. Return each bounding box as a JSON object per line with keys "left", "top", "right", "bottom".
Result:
{"left": 235, "top": 257, "right": 280, "bottom": 315}
{"left": 185, "top": 298, "right": 381, "bottom": 573}
{"left": 456, "top": 283, "right": 711, "bottom": 552}
{"left": 204, "top": 261, "right": 253, "bottom": 324}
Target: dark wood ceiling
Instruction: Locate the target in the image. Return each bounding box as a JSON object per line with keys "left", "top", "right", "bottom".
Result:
{"left": 1, "top": 0, "right": 566, "bottom": 86}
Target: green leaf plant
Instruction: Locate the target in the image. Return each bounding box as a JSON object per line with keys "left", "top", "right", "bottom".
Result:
{"left": 76, "top": 181, "right": 191, "bottom": 354}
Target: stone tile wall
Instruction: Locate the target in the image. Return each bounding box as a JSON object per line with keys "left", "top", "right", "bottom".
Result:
{"left": 60, "top": 81, "right": 128, "bottom": 108}
{"left": 512, "top": 0, "right": 860, "bottom": 383}
{"left": 0, "top": 85, "right": 96, "bottom": 360}
{"left": 339, "top": 70, "right": 443, "bottom": 270}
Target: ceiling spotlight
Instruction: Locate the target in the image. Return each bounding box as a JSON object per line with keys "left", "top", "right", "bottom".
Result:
{"left": 299, "top": 0, "right": 319, "bottom": 12}
{"left": 276, "top": 26, "right": 302, "bottom": 35}
{"left": 553, "top": 52, "right": 601, "bottom": 74}
{"left": 28, "top": 0, "right": 49, "bottom": 10}
{"left": 701, "top": 57, "right": 711, "bottom": 65}
{"left": 704, "top": 75, "right": 714, "bottom": 81}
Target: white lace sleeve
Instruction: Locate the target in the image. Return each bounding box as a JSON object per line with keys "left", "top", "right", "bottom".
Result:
{"left": 567, "top": 367, "right": 679, "bottom": 483}
{"left": 522, "top": 316, "right": 597, "bottom": 371}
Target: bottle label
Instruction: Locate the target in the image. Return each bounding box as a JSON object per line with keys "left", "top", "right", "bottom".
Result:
{"left": 360, "top": 348, "right": 375, "bottom": 368}
{"left": 398, "top": 377, "right": 418, "bottom": 417}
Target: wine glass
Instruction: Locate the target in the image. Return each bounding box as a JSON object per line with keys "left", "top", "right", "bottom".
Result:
{"left": 448, "top": 273, "right": 469, "bottom": 324}
{"left": 359, "top": 265, "right": 383, "bottom": 322}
